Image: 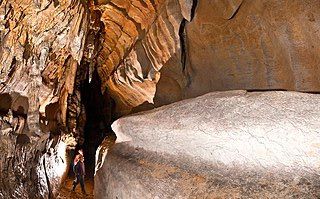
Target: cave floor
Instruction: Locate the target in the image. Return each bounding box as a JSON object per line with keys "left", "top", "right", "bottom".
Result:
{"left": 57, "top": 177, "right": 94, "bottom": 199}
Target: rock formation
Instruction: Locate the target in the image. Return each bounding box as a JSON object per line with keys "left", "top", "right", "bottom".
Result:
{"left": 96, "top": 91, "right": 320, "bottom": 198}
{"left": 184, "top": 0, "right": 320, "bottom": 97}
{"left": 0, "top": 0, "right": 89, "bottom": 197}
{"left": 98, "top": 0, "right": 320, "bottom": 114}
{"left": 1, "top": 0, "right": 320, "bottom": 198}
{"left": 95, "top": 0, "right": 196, "bottom": 115}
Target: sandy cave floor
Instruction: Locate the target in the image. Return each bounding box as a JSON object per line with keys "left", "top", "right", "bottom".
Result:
{"left": 57, "top": 177, "right": 94, "bottom": 199}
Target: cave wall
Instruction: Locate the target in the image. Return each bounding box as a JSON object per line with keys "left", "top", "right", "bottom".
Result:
{"left": 5, "top": 0, "right": 316, "bottom": 135}
{"left": 184, "top": 0, "right": 320, "bottom": 98}
{"left": 94, "top": 0, "right": 194, "bottom": 115}
{"left": 0, "top": 0, "right": 89, "bottom": 197}
{"left": 96, "top": 0, "right": 320, "bottom": 115}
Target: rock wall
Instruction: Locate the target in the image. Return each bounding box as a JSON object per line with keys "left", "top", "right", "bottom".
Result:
{"left": 96, "top": 91, "right": 320, "bottom": 198}
{"left": 184, "top": 0, "right": 320, "bottom": 98}
{"left": 0, "top": 0, "right": 89, "bottom": 197}
{"left": 95, "top": 0, "right": 320, "bottom": 114}
{"left": 94, "top": 0, "right": 195, "bottom": 115}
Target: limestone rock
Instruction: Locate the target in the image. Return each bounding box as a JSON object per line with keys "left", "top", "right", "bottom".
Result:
{"left": 96, "top": 91, "right": 320, "bottom": 198}
{"left": 0, "top": 0, "right": 89, "bottom": 197}
{"left": 95, "top": 0, "right": 320, "bottom": 115}
{"left": 184, "top": 0, "right": 320, "bottom": 98}
{"left": 96, "top": 0, "right": 194, "bottom": 115}
{"left": 2, "top": 0, "right": 320, "bottom": 197}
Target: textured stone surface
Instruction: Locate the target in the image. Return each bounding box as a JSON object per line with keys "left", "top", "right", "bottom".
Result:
{"left": 2, "top": 0, "right": 320, "bottom": 198}
{"left": 95, "top": 0, "right": 320, "bottom": 114}
{"left": 95, "top": 0, "right": 194, "bottom": 115}
{"left": 0, "top": 110, "right": 72, "bottom": 198}
{"left": 184, "top": 0, "right": 320, "bottom": 98}
{"left": 0, "top": 0, "right": 89, "bottom": 197}
{"left": 96, "top": 91, "right": 320, "bottom": 198}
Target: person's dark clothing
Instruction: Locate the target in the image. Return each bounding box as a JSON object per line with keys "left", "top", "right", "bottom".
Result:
{"left": 72, "top": 174, "right": 85, "bottom": 193}
{"left": 72, "top": 161, "right": 86, "bottom": 193}
{"left": 74, "top": 160, "right": 85, "bottom": 176}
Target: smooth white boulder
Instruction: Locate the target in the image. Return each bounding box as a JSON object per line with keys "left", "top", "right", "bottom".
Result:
{"left": 95, "top": 91, "right": 320, "bottom": 198}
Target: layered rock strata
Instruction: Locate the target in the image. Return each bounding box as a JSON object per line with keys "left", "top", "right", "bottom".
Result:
{"left": 2, "top": 0, "right": 320, "bottom": 198}
{"left": 0, "top": 0, "right": 89, "bottom": 197}
{"left": 95, "top": 0, "right": 320, "bottom": 114}
{"left": 95, "top": 0, "right": 195, "bottom": 115}
{"left": 96, "top": 91, "right": 320, "bottom": 198}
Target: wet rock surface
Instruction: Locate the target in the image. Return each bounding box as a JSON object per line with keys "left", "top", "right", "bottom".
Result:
{"left": 96, "top": 91, "right": 320, "bottom": 198}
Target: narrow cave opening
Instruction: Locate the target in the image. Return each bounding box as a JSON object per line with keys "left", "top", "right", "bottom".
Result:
{"left": 62, "top": 68, "right": 116, "bottom": 197}
{"left": 79, "top": 70, "right": 115, "bottom": 178}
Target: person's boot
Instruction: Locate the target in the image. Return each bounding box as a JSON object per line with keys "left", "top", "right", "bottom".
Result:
{"left": 71, "top": 182, "right": 76, "bottom": 192}
{"left": 81, "top": 188, "right": 86, "bottom": 195}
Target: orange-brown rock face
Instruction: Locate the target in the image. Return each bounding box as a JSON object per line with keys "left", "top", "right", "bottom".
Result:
{"left": 94, "top": 0, "right": 320, "bottom": 114}
{"left": 95, "top": 0, "right": 194, "bottom": 115}
{"left": 0, "top": 0, "right": 89, "bottom": 197}
{"left": 184, "top": 0, "right": 320, "bottom": 98}
{"left": 0, "top": 0, "right": 89, "bottom": 129}
{"left": 2, "top": 0, "right": 320, "bottom": 128}
{"left": 2, "top": 0, "right": 320, "bottom": 198}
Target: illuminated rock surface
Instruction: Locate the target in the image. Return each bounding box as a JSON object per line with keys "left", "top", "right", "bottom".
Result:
{"left": 95, "top": 0, "right": 320, "bottom": 114}
{"left": 96, "top": 91, "right": 320, "bottom": 198}
{"left": 1, "top": 0, "right": 320, "bottom": 198}
{"left": 95, "top": 0, "right": 195, "bottom": 115}
{"left": 0, "top": 0, "right": 88, "bottom": 197}
{"left": 184, "top": 0, "right": 320, "bottom": 98}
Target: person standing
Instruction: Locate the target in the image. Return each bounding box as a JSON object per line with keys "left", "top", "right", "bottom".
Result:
{"left": 73, "top": 149, "right": 83, "bottom": 165}
{"left": 72, "top": 150, "right": 86, "bottom": 194}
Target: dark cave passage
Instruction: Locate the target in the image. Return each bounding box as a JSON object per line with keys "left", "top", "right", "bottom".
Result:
{"left": 60, "top": 70, "right": 115, "bottom": 198}
{"left": 79, "top": 70, "right": 115, "bottom": 178}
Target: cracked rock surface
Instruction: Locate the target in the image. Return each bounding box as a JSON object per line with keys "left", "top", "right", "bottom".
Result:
{"left": 96, "top": 91, "right": 320, "bottom": 198}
